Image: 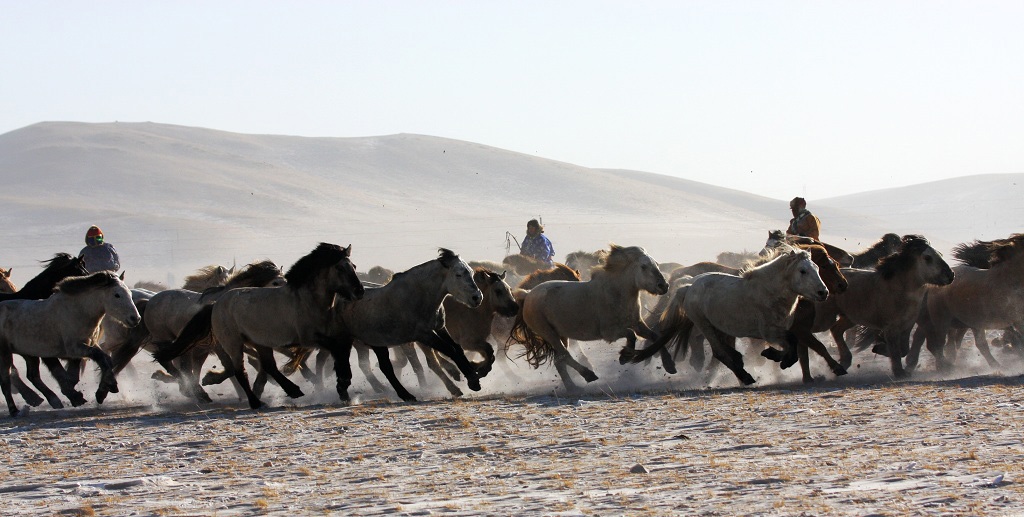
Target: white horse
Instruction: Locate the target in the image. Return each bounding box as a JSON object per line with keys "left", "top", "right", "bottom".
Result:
{"left": 509, "top": 244, "right": 669, "bottom": 391}
{"left": 0, "top": 272, "right": 141, "bottom": 416}
{"left": 625, "top": 248, "right": 828, "bottom": 385}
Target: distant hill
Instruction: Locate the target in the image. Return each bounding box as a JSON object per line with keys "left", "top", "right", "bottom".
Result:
{"left": 0, "top": 121, "right": 1015, "bottom": 286}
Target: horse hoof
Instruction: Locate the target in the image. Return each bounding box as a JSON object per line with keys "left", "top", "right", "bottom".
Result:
{"left": 663, "top": 363, "right": 677, "bottom": 375}
{"left": 582, "top": 370, "right": 599, "bottom": 383}
{"left": 46, "top": 398, "right": 65, "bottom": 410}
{"left": 893, "top": 369, "right": 911, "bottom": 380}
{"left": 617, "top": 350, "right": 632, "bottom": 365}
{"left": 10, "top": 406, "right": 29, "bottom": 418}
{"left": 21, "top": 393, "right": 44, "bottom": 407}
{"left": 781, "top": 355, "right": 798, "bottom": 370}
{"left": 69, "top": 393, "right": 87, "bottom": 407}
{"left": 95, "top": 390, "right": 108, "bottom": 405}
{"left": 871, "top": 343, "right": 889, "bottom": 356}
{"left": 151, "top": 371, "right": 176, "bottom": 383}
{"left": 740, "top": 373, "right": 757, "bottom": 385}
{"left": 286, "top": 389, "right": 306, "bottom": 399}
{"left": 467, "top": 379, "right": 482, "bottom": 392}
{"left": 760, "top": 348, "right": 784, "bottom": 362}
{"left": 832, "top": 366, "right": 848, "bottom": 376}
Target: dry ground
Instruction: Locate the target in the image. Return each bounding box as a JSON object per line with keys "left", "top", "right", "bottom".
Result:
{"left": 2, "top": 344, "right": 1024, "bottom": 516}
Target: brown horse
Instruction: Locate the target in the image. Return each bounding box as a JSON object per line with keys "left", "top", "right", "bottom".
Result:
{"left": 502, "top": 254, "right": 550, "bottom": 277}
{"left": 509, "top": 245, "right": 668, "bottom": 391}
{"left": 0, "top": 268, "right": 15, "bottom": 294}
{"left": 764, "top": 230, "right": 855, "bottom": 267}
{"left": 906, "top": 234, "right": 1024, "bottom": 370}
{"left": 812, "top": 235, "right": 954, "bottom": 378}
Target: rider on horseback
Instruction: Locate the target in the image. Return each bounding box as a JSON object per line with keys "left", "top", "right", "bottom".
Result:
{"left": 786, "top": 197, "right": 821, "bottom": 241}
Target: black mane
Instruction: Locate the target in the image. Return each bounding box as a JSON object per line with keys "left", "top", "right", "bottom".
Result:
{"left": 876, "top": 235, "right": 931, "bottom": 279}
{"left": 284, "top": 243, "right": 350, "bottom": 289}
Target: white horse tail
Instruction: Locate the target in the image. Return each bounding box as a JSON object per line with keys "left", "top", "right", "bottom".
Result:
{"left": 626, "top": 286, "right": 693, "bottom": 364}
{"left": 153, "top": 304, "right": 214, "bottom": 364}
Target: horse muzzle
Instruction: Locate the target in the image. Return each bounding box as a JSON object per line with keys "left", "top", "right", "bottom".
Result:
{"left": 811, "top": 288, "right": 829, "bottom": 302}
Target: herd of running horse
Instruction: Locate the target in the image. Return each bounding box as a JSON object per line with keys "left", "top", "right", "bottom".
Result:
{"left": 0, "top": 230, "right": 1021, "bottom": 417}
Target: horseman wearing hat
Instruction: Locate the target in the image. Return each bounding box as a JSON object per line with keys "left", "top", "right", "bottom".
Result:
{"left": 79, "top": 225, "right": 121, "bottom": 274}
{"left": 786, "top": 197, "right": 821, "bottom": 241}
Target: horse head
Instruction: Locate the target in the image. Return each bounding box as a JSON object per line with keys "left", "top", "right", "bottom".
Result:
{"left": 331, "top": 244, "right": 364, "bottom": 302}
{"left": 881, "top": 235, "right": 954, "bottom": 286}
{"left": 786, "top": 249, "right": 829, "bottom": 302}
{"left": 803, "top": 244, "right": 848, "bottom": 294}
{"left": 605, "top": 245, "right": 668, "bottom": 295}
{"left": 440, "top": 248, "right": 483, "bottom": 308}
{"left": 476, "top": 268, "right": 518, "bottom": 317}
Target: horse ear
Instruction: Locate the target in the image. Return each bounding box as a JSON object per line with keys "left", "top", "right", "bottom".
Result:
{"left": 119, "top": 271, "right": 125, "bottom": 281}
{"left": 499, "top": 270, "right": 507, "bottom": 280}
{"left": 344, "top": 244, "right": 352, "bottom": 257}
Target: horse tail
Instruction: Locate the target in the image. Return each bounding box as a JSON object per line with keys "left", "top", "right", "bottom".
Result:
{"left": 153, "top": 304, "right": 214, "bottom": 364}
{"left": 505, "top": 295, "right": 552, "bottom": 368}
{"left": 626, "top": 286, "right": 692, "bottom": 364}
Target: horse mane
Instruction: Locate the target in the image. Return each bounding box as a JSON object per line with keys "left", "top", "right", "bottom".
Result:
{"left": 56, "top": 271, "right": 120, "bottom": 295}
{"left": 740, "top": 247, "right": 808, "bottom": 279}
{"left": 199, "top": 260, "right": 283, "bottom": 297}
{"left": 987, "top": 234, "right": 1024, "bottom": 267}
{"left": 876, "top": 235, "right": 931, "bottom": 279}
{"left": 182, "top": 265, "right": 229, "bottom": 291}
{"left": 133, "top": 280, "right": 168, "bottom": 292}
{"left": 285, "top": 243, "right": 350, "bottom": 289}
{"left": 437, "top": 248, "right": 462, "bottom": 269}
{"left": 852, "top": 233, "right": 903, "bottom": 268}
{"left": 953, "top": 233, "right": 1024, "bottom": 268}
{"left": 226, "top": 260, "right": 282, "bottom": 288}
{"left": 592, "top": 245, "right": 646, "bottom": 276}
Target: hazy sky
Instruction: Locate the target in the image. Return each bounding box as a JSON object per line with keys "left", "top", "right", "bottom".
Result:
{"left": 3, "top": 1, "right": 1022, "bottom": 200}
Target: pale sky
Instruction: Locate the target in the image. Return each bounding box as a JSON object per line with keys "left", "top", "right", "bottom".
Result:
{"left": 2, "top": 1, "right": 1022, "bottom": 201}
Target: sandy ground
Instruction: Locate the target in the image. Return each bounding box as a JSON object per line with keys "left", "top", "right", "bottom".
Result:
{"left": 2, "top": 339, "right": 1024, "bottom": 516}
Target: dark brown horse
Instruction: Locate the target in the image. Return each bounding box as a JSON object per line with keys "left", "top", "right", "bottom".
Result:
{"left": 850, "top": 233, "right": 903, "bottom": 269}
{"left": 906, "top": 234, "right": 1024, "bottom": 370}
{"left": 813, "top": 235, "right": 954, "bottom": 378}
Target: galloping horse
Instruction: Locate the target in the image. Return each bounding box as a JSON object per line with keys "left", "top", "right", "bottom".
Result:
{"left": 315, "top": 248, "right": 484, "bottom": 403}
{"left": 0, "top": 253, "right": 89, "bottom": 407}
{"left": 364, "top": 267, "right": 519, "bottom": 398}
{"left": 624, "top": 247, "right": 828, "bottom": 385}
{"left": 0, "top": 268, "right": 15, "bottom": 294}
{"left": 509, "top": 245, "right": 669, "bottom": 391}
{"left": 907, "top": 234, "right": 1024, "bottom": 370}
{"left": 0, "top": 272, "right": 141, "bottom": 416}
{"left": 813, "top": 235, "right": 954, "bottom": 378}
{"left": 153, "top": 243, "right": 363, "bottom": 408}
{"left": 106, "top": 260, "right": 286, "bottom": 402}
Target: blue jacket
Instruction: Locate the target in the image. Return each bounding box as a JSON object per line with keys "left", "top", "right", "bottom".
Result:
{"left": 520, "top": 234, "right": 555, "bottom": 267}
{"left": 79, "top": 243, "right": 121, "bottom": 274}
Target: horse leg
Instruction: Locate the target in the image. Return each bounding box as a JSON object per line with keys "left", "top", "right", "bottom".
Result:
{"left": 971, "top": 328, "right": 1000, "bottom": 368}
{"left": 418, "top": 346, "right": 462, "bottom": 398}
{"left": 180, "top": 347, "right": 213, "bottom": 403}
{"left": 570, "top": 339, "right": 595, "bottom": 371}
{"left": 25, "top": 357, "right": 66, "bottom": 409}
{"left": 687, "top": 330, "right": 706, "bottom": 372}
{"left": 40, "top": 357, "right": 89, "bottom": 407}
{"left": 317, "top": 335, "right": 354, "bottom": 403}
{"left": 220, "top": 339, "right": 262, "bottom": 409}
{"left": 371, "top": 346, "right": 417, "bottom": 402}
{"left": 82, "top": 347, "right": 119, "bottom": 405}
{"left": 0, "top": 349, "right": 24, "bottom": 417}
{"left": 355, "top": 345, "right": 389, "bottom": 393}
{"left": 702, "top": 325, "right": 754, "bottom": 385}
{"left": 254, "top": 346, "right": 305, "bottom": 399}
{"left": 401, "top": 343, "right": 431, "bottom": 387}
{"left": 420, "top": 328, "right": 485, "bottom": 391}
{"left": 64, "top": 358, "right": 84, "bottom": 388}
{"left": 798, "top": 330, "right": 847, "bottom": 382}
{"left": 8, "top": 363, "right": 45, "bottom": 407}
{"left": 883, "top": 329, "right": 910, "bottom": 378}
{"left": 553, "top": 351, "right": 583, "bottom": 393}
{"left": 829, "top": 315, "right": 856, "bottom": 369}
